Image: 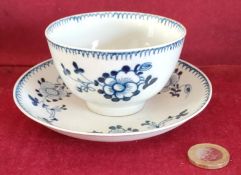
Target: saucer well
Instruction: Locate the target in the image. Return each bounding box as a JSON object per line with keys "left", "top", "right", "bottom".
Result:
{"left": 13, "top": 59, "right": 212, "bottom": 142}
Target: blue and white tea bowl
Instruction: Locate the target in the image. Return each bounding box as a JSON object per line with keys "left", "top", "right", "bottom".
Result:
{"left": 45, "top": 11, "right": 186, "bottom": 116}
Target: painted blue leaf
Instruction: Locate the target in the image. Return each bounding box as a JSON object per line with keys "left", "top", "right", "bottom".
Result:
{"left": 116, "top": 125, "right": 122, "bottom": 129}
{"left": 145, "top": 75, "right": 152, "bottom": 84}
{"left": 97, "top": 89, "right": 104, "bottom": 94}
{"left": 143, "top": 75, "right": 157, "bottom": 90}
{"left": 109, "top": 126, "right": 115, "bottom": 130}
{"left": 73, "top": 61, "right": 84, "bottom": 74}
{"left": 72, "top": 61, "right": 78, "bottom": 69}
{"left": 134, "top": 64, "right": 140, "bottom": 73}
{"left": 61, "top": 63, "right": 65, "bottom": 69}
{"left": 111, "top": 98, "right": 120, "bottom": 102}
{"left": 42, "top": 103, "right": 48, "bottom": 108}
{"left": 66, "top": 69, "right": 71, "bottom": 75}
{"left": 149, "top": 78, "right": 158, "bottom": 86}
{"left": 139, "top": 62, "right": 152, "bottom": 71}
{"left": 28, "top": 95, "right": 39, "bottom": 106}
{"left": 184, "top": 84, "right": 192, "bottom": 94}
{"left": 94, "top": 80, "right": 99, "bottom": 86}
{"left": 143, "top": 84, "right": 148, "bottom": 90}
{"left": 61, "top": 63, "right": 71, "bottom": 75}
{"left": 133, "top": 90, "right": 140, "bottom": 96}
{"left": 123, "top": 97, "right": 131, "bottom": 101}
{"left": 104, "top": 94, "right": 112, "bottom": 99}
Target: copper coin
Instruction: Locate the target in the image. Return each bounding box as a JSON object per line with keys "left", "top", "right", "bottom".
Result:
{"left": 188, "top": 143, "right": 230, "bottom": 169}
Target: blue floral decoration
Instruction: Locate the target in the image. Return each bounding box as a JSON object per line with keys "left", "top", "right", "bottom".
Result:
{"left": 141, "top": 109, "right": 188, "bottom": 128}
{"left": 96, "top": 63, "right": 157, "bottom": 102}
{"left": 90, "top": 109, "right": 188, "bottom": 133}
{"left": 28, "top": 77, "right": 71, "bottom": 123}
{"left": 160, "top": 68, "right": 192, "bottom": 97}
{"left": 61, "top": 62, "right": 96, "bottom": 93}
{"left": 61, "top": 62, "right": 158, "bottom": 102}
{"left": 108, "top": 125, "right": 139, "bottom": 133}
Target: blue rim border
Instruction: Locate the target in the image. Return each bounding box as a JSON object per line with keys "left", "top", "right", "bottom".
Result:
{"left": 13, "top": 58, "right": 212, "bottom": 137}
{"left": 47, "top": 39, "right": 184, "bottom": 60}
{"left": 45, "top": 11, "right": 186, "bottom": 59}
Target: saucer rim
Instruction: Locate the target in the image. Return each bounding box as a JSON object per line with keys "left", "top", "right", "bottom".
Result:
{"left": 13, "top": 58, "right": 212, "bottom": 137}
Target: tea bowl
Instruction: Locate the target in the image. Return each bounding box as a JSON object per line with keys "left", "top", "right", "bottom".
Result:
{"left": 45, "top": 11, "right": 186, "bottom": 116}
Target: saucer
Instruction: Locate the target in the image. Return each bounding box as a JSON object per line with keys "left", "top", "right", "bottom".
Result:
{"left": 13, "top": 59, "right": 212, "bottom": 142}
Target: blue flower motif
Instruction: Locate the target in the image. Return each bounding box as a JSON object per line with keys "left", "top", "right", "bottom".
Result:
{"left": 108, "top": 125, "right": 139, "bottom": 133}
{"left": 105, "top": 71, "right": 140, "bottom": 101}
{"left": 34, "top": 77, "right": 72, "bottom": 102}
{"left": 61, "top": 62, "right": 95, "bottom": 93}
{"left": 160, "top": 68, "right": 191, "bottom": 97}
{"left": 61, "top": 62, "right": 157, "bottom": 102}
{"left": 28, "top": 77, "right": 71, "bottom": 124}
{"left": 97, "top": 66, "right": 143, "bottom": 102}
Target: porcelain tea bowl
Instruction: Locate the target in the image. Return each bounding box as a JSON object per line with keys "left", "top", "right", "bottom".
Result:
{"left": 45, "top": 11, "right": 186, "bottom": 116}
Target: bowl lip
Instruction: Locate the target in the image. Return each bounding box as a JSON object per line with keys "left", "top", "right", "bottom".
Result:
{"left": 45, "top": 11, "right": 187, "bottom": 53}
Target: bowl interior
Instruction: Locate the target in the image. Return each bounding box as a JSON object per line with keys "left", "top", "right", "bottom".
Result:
{"left": 46, "top": 12, "right": 186, "bottom": 50}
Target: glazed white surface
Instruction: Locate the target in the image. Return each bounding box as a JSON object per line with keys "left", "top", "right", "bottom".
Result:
{"left": 13, "top": 59, "right": 212, "bottom": 142}
{"left": 46, "top": 12, "right": 186, "bottom": 116}
{"left": 48, "top": 18, "right": 183, "bottom": 50}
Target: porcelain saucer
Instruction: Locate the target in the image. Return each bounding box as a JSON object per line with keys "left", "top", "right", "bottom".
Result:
{"left": 13, "top": 59, "right": 212, "bottom": 142}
